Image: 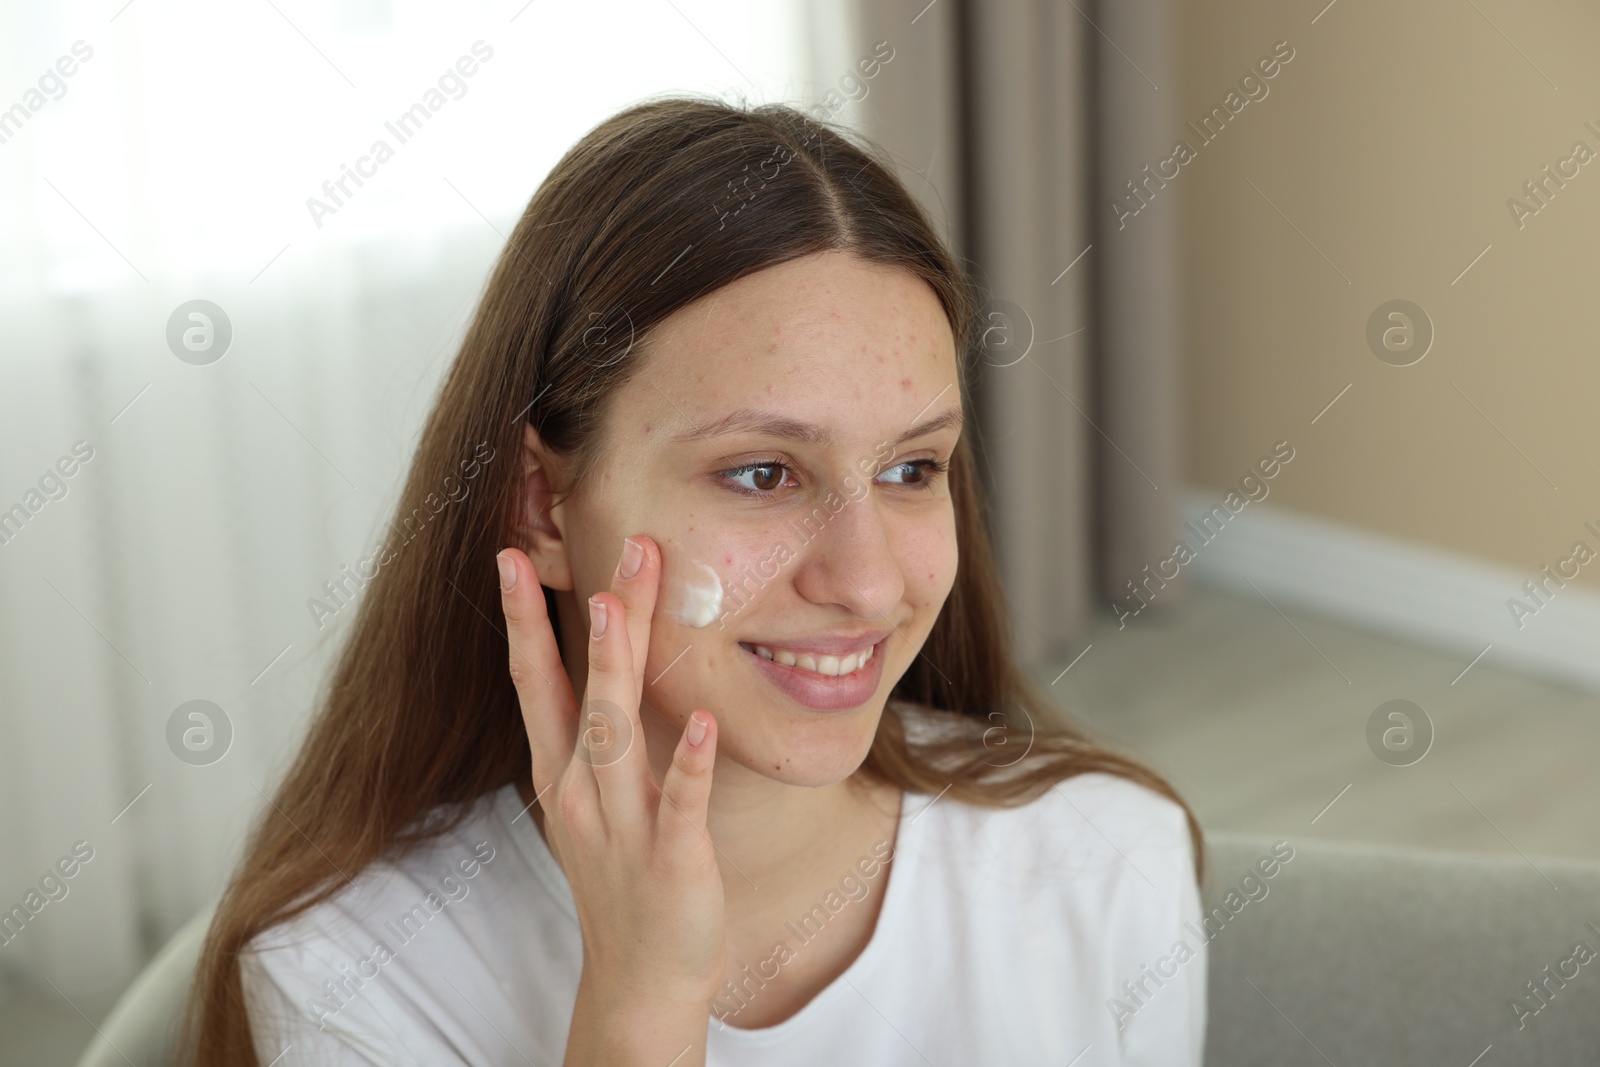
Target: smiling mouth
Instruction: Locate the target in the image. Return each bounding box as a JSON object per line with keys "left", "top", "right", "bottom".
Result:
{"left": 738, "top": 642, "right": 876, "bottom": 677}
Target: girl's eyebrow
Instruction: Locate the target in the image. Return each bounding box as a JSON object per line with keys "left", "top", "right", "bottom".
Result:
{"left": 673, "top": 405, "right": 963, "bottom": 447}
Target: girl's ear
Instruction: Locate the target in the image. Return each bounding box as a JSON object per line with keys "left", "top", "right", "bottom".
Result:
{"left": 517, "top": 422, "right": 574, "bottom": 591}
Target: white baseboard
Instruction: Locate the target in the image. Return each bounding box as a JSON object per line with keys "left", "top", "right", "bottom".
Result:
{"left": 1177, "top": 487, "right": 1600, "bottom": 696}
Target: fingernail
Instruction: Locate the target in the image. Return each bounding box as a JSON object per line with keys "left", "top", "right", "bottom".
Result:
{"left": 496, "top": 551, "right": 516, "bottom": 592}
{"left": 686, "top": 711, "right": 708, "bottom": 747}
{"left": 618, "top": 537, "right": 643, "bottom": 579}
{"left": 588, "top": 596, "right": 608, "bottom": 638}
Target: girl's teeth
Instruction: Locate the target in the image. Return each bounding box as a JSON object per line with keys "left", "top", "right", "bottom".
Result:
{"left": 750, "top": 644, "right": 875, "bottom": 676}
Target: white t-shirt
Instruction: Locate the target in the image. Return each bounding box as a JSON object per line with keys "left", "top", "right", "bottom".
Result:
{"left": 243, "top": 766, "right": 1205, "bottom": 1065}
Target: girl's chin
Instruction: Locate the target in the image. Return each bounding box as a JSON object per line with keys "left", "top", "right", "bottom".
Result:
{"left": 642, "top": 689, "right": 889, "bottom": 784}
{"left": 715, "top": 717, "right": 885, "bottom": 787}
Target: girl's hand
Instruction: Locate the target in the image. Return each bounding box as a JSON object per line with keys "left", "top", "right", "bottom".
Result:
{"left": 495, "top": 536, "right": 723, "bottom": 1060}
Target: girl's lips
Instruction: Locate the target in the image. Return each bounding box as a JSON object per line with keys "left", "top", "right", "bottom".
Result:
{"left": 738, "top": 638, "right": 887, "bottom": 711}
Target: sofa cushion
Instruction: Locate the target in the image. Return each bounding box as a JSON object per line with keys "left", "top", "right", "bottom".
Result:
{"left": 1202, "top": 832, "right": 1600, "bottom": 1066}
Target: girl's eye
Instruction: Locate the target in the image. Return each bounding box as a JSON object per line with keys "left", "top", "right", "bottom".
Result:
{"left": 720, "top": 457, "right": 949, "bottom": 497}
{"left": 877, "top": 458, "right": 949, "bottom": 489}
{"left": 723, "top": 462, "right": 794, "bottom": 495}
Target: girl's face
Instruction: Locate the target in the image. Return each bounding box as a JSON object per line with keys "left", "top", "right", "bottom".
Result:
{"left": 537, "top": 250, "right": 963, "bottom": 788}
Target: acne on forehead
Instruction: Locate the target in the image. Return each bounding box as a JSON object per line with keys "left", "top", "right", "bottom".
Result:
{"left": 633, "top": 272, "right": 953, "bottom": 423}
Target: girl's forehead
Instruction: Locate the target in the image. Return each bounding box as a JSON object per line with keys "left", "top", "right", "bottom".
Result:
{"left": 646, "top": 254, "right": 951, "bottom": 357}
{"left": 612, "top": 360, "right": 959, "bottom": 452}
{"left": 591, "top": 255, "right": 958, "bottom": 451}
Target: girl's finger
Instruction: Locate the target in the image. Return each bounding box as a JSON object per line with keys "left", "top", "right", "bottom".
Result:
{"left": 608, "top": 534, "right": 662, "bottom": 709}
{"left": 496, "top": 547, "right": 579, "bottom": 796}
{"left": 579, "top": 590, "right": 652, "bottom": 821}
{"left": 657, "top": 709, "right": 717, "bottom": 852}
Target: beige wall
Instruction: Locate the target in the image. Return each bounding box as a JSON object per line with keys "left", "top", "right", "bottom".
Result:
{"left": 1173, "top": 0, "right": 1600, "bottom": 581}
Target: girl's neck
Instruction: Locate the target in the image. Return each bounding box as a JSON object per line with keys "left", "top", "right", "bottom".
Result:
{"left": 514, "top": 714, "right": 900, "bottom": 903}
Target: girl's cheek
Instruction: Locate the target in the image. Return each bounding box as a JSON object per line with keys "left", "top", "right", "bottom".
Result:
{"left": 652, "top": 527, "right": 782, "bottom": 632}
{"left": 661, "top": 557, "right": 723, "bottom": 627}
{"left": 895, "top": 509, "right": 958, "bottom": 594}
{"left": 938, "top": 523, "right": 960, "bottom": 591}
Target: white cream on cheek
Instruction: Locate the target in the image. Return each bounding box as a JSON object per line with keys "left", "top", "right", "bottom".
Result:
{"left": 662, "top": 558, "right": 724, "bottom": 628}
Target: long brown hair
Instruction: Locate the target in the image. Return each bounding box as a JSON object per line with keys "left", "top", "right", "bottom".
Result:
{"left": 181, "top": 95, "right": 1202, "bottom": 1065}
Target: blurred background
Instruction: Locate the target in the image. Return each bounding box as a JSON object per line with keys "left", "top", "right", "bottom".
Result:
{"left": 3, "top": 0, "right": 1598, "bottom": 1062}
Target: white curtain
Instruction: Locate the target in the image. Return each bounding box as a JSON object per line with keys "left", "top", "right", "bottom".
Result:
{"left": 0, "top": 0, "right": 813, "bottom": 1013}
